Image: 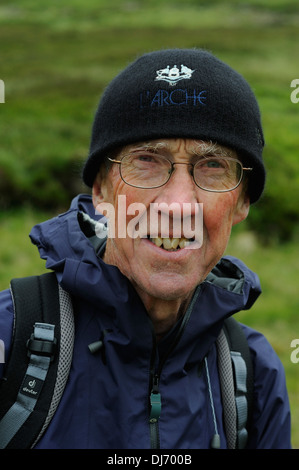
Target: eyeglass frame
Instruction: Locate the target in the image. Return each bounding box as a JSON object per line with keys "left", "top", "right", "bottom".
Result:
{"left": 107, "top": 153, "right": 252, "bottom": 193}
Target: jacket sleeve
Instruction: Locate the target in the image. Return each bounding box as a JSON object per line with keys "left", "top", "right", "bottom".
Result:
{"left": 244, "top": 325, "right": 292, "bottom": 449}
{"left": 0, "top": 289, "right": 14, "bottom": 379}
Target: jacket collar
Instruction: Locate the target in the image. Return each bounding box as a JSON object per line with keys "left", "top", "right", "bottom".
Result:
{"left": 29, "top": 194, "right": 261, "bottom": 359}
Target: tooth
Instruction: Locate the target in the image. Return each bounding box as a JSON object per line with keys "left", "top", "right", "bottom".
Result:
{"left": 179, "top": 238, "right": 187, "bottom": 248}
{"left": 162, "top": 238, "right": 172, "bottom": 250}
{"left": 150, "top": 237, "right": 188, "bottom": 250}
{"left": 171, "top": 238, "right": 180, "bottom": 249}
{"left": 153, "top": 237, "right": 163, "bottom": 247}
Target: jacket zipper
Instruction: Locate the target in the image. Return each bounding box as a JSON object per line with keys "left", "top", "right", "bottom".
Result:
{"left": 149, "top": 374, "right": 161, "bottom": 448}
{"left": 148, "top": 286, "right": 201, "bottom": 449}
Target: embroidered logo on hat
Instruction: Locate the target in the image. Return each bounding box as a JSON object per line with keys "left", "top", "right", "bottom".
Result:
{"left": 155, "top": 64, "right": 195, "bottom": 86}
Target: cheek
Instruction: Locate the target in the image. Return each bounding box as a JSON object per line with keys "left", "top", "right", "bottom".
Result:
{"left": 203, "top": 193, "right": 238, "bottom": 235}
{"left": 107, "top": 179, "right": 153, "bottom": 239}
{"left": 108, "top": 169, "right": 145, "bottom": 206}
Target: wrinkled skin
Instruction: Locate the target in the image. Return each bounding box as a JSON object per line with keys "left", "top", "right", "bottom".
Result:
{"left": 93, "top": 138, "right": 250, "bottom": 338}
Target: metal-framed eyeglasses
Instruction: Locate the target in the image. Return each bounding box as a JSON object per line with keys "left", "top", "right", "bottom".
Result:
{"left": 108, "top": 151, "right": 252, "bottom": 192}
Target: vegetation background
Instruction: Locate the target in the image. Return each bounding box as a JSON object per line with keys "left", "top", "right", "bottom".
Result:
{"left": 0, "top": 0, "right": 299, "bottom": 448}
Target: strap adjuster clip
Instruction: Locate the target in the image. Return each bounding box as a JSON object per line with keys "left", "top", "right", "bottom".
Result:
{"left": 26, "top": 335, "right": 57, "bottom": 362}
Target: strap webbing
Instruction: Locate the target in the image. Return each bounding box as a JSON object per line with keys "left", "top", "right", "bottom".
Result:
{"left": 216, "top": 328, "right": 237, "bottom": 449}
{"left": 0, "top": 272, "right": 61, "bottom": 449}
{"left": 0, "top": 323, "right": 55, "bottom": 448}
{"left": 223, "top": 316, "right": 254, "bottom": 426}
{"left": 217, "top": 320, "right": 250, "bottom": 449}
{"left": 32, "top": 285, "right": 74, "bottom": 447}
{"left": 231, "top": 351, "right": 248, "bottom": 449}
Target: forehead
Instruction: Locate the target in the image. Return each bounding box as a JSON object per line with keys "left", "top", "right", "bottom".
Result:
{"left": 119, "top": 138, "right": 236, "bottom": 157}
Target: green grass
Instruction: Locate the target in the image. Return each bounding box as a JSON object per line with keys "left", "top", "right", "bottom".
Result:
{"left": 0, "top": 208, "right": 49, "bottom": 284}
{"left": 0, "top": 0, "right": 299, "bottom": 448}
{"left": 1, "top": 2, "right": 299, "bottom": 236}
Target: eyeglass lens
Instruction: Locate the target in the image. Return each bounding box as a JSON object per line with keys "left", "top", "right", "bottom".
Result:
{"left": 120, "top": 153, "right": 243, "bottom": 191}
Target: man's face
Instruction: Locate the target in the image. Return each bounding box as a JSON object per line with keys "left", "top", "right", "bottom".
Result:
{"left": 92, "top": 138, "right": 249, "bottom": 306}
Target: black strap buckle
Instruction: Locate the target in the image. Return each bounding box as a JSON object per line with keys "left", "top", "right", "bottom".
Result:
{"left": 26, "top": 334, "right": 57, "bottom": 362}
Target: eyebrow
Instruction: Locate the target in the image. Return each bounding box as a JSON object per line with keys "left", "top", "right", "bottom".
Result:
{"left": 191, "top": 141, "right": 235, "bottom": 157}
{"left": 127, "top": 140, "right": 235, "bottom": 158}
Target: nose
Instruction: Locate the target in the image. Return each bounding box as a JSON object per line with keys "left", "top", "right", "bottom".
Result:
{"left": 150, "top": 163, "right": 203, "bottom": 239}
{"left": 150, "top": 163, "right": 203, "bottom": 240}
{"left": 155, "top": 162, "right": 200, "bottom": 213}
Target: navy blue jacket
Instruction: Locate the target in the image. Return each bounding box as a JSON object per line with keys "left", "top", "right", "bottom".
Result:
{"left": 0, "top": 195, "right": 291, "bottom": 449}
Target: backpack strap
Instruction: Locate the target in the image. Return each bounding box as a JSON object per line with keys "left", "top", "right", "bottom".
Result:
{"left": 216, "top": 317, "right": 254, "bottom": 449}
{"left": 0, "top": 272, "right": 74, "bottom": 449}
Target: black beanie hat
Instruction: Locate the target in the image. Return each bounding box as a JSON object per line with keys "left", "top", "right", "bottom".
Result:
{"left": 83, "top": 48, "right": 265, "bottom": 203}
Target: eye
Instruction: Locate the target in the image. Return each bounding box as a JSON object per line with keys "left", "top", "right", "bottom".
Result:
{"left": 206, "top": 160, "right": 222, "bottom": 168}
{"left": 131, "top": 152, "right": 165, "bottom": 167}
{"left": 199, "top": 158, "right": 228, "bottom": 170}
{"left": 137, "top": 153, "right": 156, "bottom": 163}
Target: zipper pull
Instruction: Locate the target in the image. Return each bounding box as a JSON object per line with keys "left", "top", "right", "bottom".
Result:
{"left": 149, "top": 375, "right": 161, "bottom": 423}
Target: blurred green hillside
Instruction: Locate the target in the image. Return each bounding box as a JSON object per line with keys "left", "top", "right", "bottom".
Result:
{"left": 0, "top": 0, "right": 299, "bottom": 448}
{"left": 0, "top": 0, "right": 299, "bottom": 240}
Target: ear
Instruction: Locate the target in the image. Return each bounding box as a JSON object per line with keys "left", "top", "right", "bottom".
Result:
{"left": 92, "top": 170, "right": 108, "bottom": 209}
{"left": 232, "top": 192, "right": 250, "bottom": 226}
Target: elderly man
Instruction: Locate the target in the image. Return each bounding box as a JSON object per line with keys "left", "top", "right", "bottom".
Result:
{"left": 0, "top": 49, "right": 291, "bottom": 449}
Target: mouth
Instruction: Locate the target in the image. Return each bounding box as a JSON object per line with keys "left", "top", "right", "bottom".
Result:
{"left": 147, "top": 236, "right": 195, "bottom": 251}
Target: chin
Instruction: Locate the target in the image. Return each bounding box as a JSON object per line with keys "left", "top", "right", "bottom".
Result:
{"left": 138, "top": 278, "right": 198, "bottom": 302}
